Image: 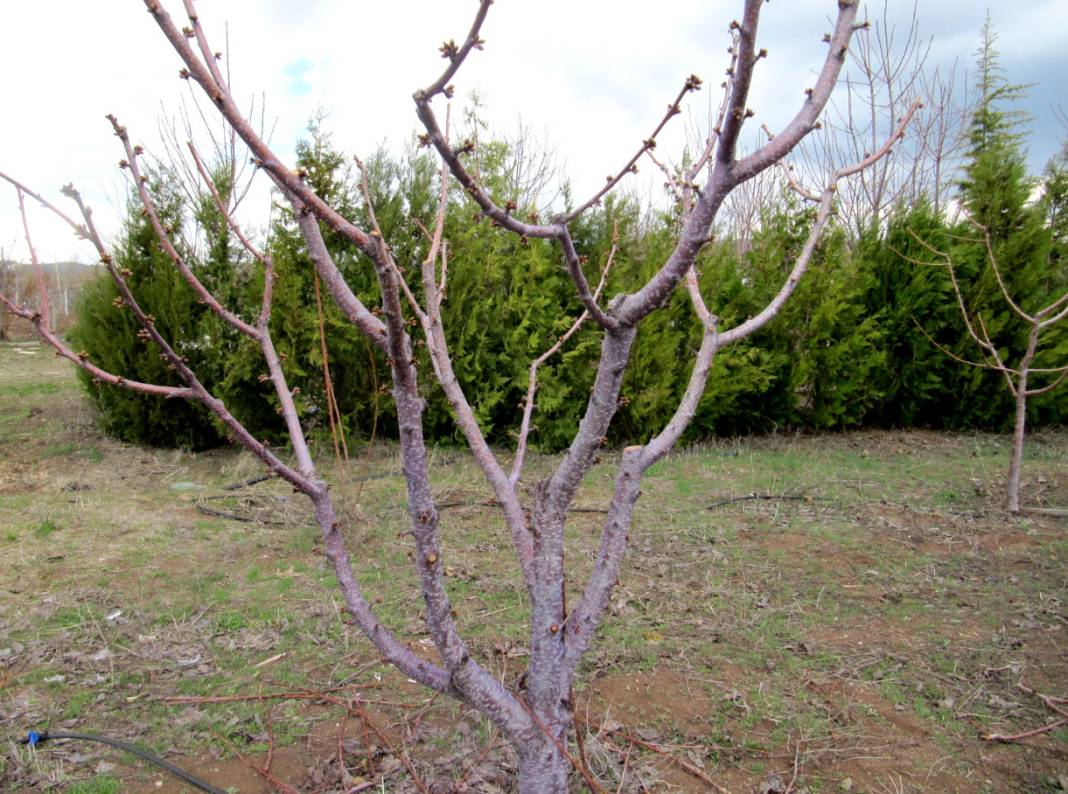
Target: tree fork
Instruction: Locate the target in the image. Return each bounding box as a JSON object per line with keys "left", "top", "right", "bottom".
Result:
{"left": 0, "top": 2, "right": 917, "bottom": 790}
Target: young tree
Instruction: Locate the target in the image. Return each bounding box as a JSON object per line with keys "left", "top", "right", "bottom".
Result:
{"left": 802, "top": 2, "right": 971, "bottom": 236}
{"left": 907, "top": 20, "right": 1068, "bottom": 514}
{"left": 0, "top": 1, "right": 916, "bottom": 789}
{"left": 910, "top": 224, "right": 1068, "bottom": 514}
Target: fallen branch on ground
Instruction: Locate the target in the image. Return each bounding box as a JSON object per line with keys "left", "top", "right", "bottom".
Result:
{"left": 211, "top": 728, "right": 302, "bottom": 794}
{"left": 222, "top": 474, "right": 273, "bottom": 491}
{"left": 160, "top": 683, "right": 378, "bottom": 705}
{"left": 706, "top": 493, "right": 816, "bottom": 510}
{"left": 980, "top": 679, "right": 1068, "bottom": 743}
{"left": 577, "top": 715, "right": 732, "bottom": 793}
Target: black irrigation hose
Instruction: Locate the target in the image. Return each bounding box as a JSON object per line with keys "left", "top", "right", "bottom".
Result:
{"left": 19, "top": 730, "right": 227, "bottom": 794}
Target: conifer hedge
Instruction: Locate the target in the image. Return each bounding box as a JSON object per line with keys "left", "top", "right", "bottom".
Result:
{"left": 68, "top": 127, "right": 1068, "bottom": 451}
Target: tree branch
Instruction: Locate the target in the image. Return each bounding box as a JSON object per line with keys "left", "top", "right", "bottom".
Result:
{"left": 0, "top": 293, "right": 192, "bottom": 399}
{"left": 111, "top": 116, "right": 260, "bottom": 339}
{"left": 15, "top": 189, "right": 51, "bottom": 331}
{"left": 615, "top": 1, "right": 861, "bottom": 328}
{"left": 511, "top": 226, "right": 619, "bottom": 487}
{"left": 355, "top": 152, "right": 536, "bottom": 589}
{"left": 733, "top": 1, "right": 860, "bottom": 181}
{"left": 560, "top": 76, "right": 703, "bottom": 224}
{"left": 715, "top": 0, "right": 767, "bottom": 167}
{"left": 417, "top": 0, "right": 493, "bottom": 101}
{"left": 144, "top": 0, "right": 377, "bottom": 256}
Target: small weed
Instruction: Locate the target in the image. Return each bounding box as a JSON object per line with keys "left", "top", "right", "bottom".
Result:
{"left": 933, "top": 489, "right": 960, "bottom": 506}
{"left": 216, "top": 610, "right": 246, "bottom": 632}
{"left": 45, "top": 605, "right": 99, "bottom": 632}
{"left": 41, "top": 441, "right": 78, "bottom": 458}
{"left": 80, "top": 446, "right": 104, "bottom": 463}
{"left": 34, "top": 519, "right": 58, "bottom": 538}
{"left": 66, "top": 776, "right": 121, "bottom": 794}
{"left": 64, "top": 690, "right": 96, "bottom": 719}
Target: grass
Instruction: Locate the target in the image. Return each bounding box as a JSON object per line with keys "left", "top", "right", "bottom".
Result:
{"left": 66, "top": 777, "right": 122, "bottom": 794}
{"left": 0, "top": 341, "right": 1066, "bottom": 794}
{"left": 33, "top": 518, "right": 58, "bottom": 538}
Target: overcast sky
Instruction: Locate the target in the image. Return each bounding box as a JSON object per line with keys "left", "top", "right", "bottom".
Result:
{"left": 1, "top": 1, "right": 1065, "bottom": 262}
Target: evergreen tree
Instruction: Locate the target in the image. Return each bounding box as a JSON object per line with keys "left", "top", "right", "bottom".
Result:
{"left": 947, "top": 16, "right": 1051, "bottom": 428}
{"left": 1030, "top": 144, "right": 1068, "bottom": 425}
{"left": 69, "top": 168, "right": 242, "bottom": 449}
{"left": 1039, "top": 142, "right": 1068, "bottom": 278}
{"left": 228, "top": 118, "right": 394, "bottom": 446}
{"left": 859, "top": 204, "right": 960, "bottom": 427}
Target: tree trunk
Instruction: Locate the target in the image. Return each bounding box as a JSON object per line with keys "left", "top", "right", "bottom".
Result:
{"left": 517, "top": 733, "right": 569, "bottom": 794}
{"left": 1006, "top": 384, "right": 1027, "bottom": 515}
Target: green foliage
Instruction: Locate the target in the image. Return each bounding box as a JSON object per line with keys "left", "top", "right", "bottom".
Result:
{"left": 618, "top": 200, "right": 886, "bottom": 439}
{"left": 70, "top": 91, "right": 1066, "bottom": 453}
{"left": 776, "top": 216, "right": 885, "bottom": 428}
{"left": 859, "top": 205, "right": 963, "bottom": 427}
{"left": 34, "top": 519, "right": 57, "bottom": 539}
{"left": 66, "top": 776, "right": 121, "bottom": 794}
{"left": 68, "top": 169, "right": 241, "bottom": 449}
{"left": 1030, "top": 145, "right": 1068, "bottom": 424}
{"left": 1042, "top": 143, "right": 1068, "bottom": 265}
{"left": 218, "top": 119, "right": 389, "bottom": 445}
{"left": 942, "top": 19, "right": 1062, "bottom": 428}
{"left": 862, "top": 19, "right": 1067, "bottom": 432}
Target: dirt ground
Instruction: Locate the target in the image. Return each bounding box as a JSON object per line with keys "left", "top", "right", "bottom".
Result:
{"left": 1, "top": 341, "right": 1066, "bottom": 793}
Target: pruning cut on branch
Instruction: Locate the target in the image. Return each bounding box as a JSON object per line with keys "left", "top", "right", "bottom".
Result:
{"left": 0, "top": 1, "right": 917, "bottom": 790}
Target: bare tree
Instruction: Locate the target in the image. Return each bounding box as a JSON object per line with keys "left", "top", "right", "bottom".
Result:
{"left": 802, "top": 2, "right": 971, "bottom": 236}
{"left": 909, "top": 228, "right": 1068, "bottom": 515}
{"left": 719, "top": 165, "right": 783, "bottom": 254}
{"left": 0, "top": 1, "right": 917, "bottom": 790}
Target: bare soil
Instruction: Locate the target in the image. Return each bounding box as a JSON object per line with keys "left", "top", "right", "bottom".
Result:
{"left": 1, "top": 343, "right": 1066, "bottom": 793}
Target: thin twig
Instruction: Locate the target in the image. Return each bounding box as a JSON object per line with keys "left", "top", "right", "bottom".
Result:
{"left": 350, "top": 702, "right": 431, "bottom": 794}
{"left": 615, "top": 744, "right": 632, "bottom": 794}
{"left": 783, "top": 741, "right": 801, "bottom": 794}
{"left": 579, "top": 716, "right": 731, "bottom": 794}
{"left": 981, "top": 717, "right": 1068, "bottom": 743}
{"left": 211, "top": 728, "right": 301, "bottom": 794}
{"left": 160, "top": 684, "right": 378, "bottom": 704}
{"left": 450, "top": 726, "right": 500, "bottom": 794}
{"left": 518, "top": 700, "right": 610, "bottom": 794}
{"left": 706, "top": 493, "right": 814, "bottom": 510}
{"left": 981, "top": 679, "right": 1068, "bottom": 742}
{"left": 510, "top": 223, "right": 619, "bottom": 485}
{"left": 221, "top": 474, "right": 272, "bottom": 491}
{"left": 265, "top": 706, "right": 276, "bottom": 772}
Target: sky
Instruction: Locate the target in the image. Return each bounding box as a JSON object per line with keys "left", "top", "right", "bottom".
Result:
{"left": 1, "top": 0, "right": 1065, "bottom": 263}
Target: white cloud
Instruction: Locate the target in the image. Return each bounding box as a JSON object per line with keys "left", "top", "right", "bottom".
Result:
{"left": 1, "top": 1, "right": 1065, "bottom": 262}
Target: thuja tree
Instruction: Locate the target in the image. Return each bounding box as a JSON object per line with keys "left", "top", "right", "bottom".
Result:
{"left": 220, "top": 121, "right": 392, "bottom": 443}
{"left": 858, "top": 203, "right": 962, "bottom": 428}
{"left": 68, "top": 166, "right": 249, "bottom": 449}
{"left": 905, "top": 20, "right": 1068, "bottom": 514}
{"left": 1, "top": 1, "right": 917, "bottom": 790}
